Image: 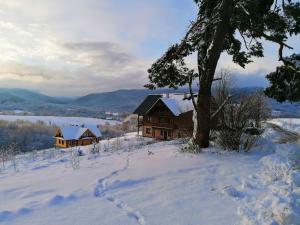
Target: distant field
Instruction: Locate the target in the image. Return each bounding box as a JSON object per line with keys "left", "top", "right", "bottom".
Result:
{"left": 0, "top": 115, "right": 121, "bottom": 126}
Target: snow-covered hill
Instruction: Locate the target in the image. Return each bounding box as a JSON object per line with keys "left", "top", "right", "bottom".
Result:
{"left": 0, "top": 127, "right": 299, "bottom": 225}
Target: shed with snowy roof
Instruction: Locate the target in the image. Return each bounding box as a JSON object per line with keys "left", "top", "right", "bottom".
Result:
{"left": 54, "top": 125, "right": 102, "bottom": 148}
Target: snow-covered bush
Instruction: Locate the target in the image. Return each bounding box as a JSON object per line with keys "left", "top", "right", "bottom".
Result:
{"left": 0, "top": 143, "right": 20, "bottom": 172}
{"left": 111, "top": 137, "right": 123, "bottom": 151}
{"left": 180, "top": 138, "right": 200, "bottom": 153}
{"left": 70, "top": 148, "right": 81, "bottom": 170}
{"left": 100, "top": 124, "right": 125, "bottom": 139}
{"left": 214, "top": 94, "right": 266, "bottom": 151}
{"left": 212, "top": 72, "right": 270, "bottom": 151}
{"left": 89, "top": 141, "right": 101, "bottom": 159}
{"left": 0, "top": 120, "right": 56, "bottom": 153}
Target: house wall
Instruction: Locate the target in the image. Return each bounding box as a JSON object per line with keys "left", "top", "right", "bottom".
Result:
{"left": 55, "top": 138, "right": 100, "bottom": 148}
{"left": 174, "top": 111, "right": 194, "bottom": 138}
{"left": 142, "top": 125, "right": 153, "bottom": 138}
{"left": 55, "top": 138, "right": 68, "bottom": 148}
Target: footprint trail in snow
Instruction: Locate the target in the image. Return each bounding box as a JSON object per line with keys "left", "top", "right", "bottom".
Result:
{"left": 94, "top": 154, "right": 146, "bottom": 225}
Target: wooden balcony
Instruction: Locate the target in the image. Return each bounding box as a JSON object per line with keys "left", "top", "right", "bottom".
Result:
{"left": 143, "top": 121, "right": 177, "bottom": 129}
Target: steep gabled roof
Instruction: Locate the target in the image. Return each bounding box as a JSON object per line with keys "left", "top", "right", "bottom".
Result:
{"left": 84, "top": 124, "right": 102, "bottom": 138}
{"left": 58, "top": 125, "right": 102, "bottom": 140}
{"left": 60, "top": 126, "right": 88, "bottom": 140}
{"left": 146, "top": 93, "right": 195, "bottom": 116}
{"left": 133, "top": 94, "right": 162, "bottom": 115}
{"left": 160, "top": 97, "right": 194, "bottom": 116}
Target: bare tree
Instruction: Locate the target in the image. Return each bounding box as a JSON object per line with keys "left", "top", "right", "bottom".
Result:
{"left": 249, "top": 90, "right": 271, "bottom": 128}
{"left": 0, "top": 145, "right": 9, "bottom": 170}
{"left": 212, "top": 71, "right": 270, "bottom": 151}
{"left": 70, "top": 147, "right": 81, "bottom": 170}
{"left": 8, "top": 143, "right": 19, "bottom": 172}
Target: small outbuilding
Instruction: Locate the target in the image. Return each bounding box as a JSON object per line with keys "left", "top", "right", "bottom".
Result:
{"left": 54, "top": 124, "right": 102, "bottom": 148}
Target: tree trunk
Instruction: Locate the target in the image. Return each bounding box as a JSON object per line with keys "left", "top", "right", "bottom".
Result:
{"left": 193, "top": 93, "right": 211, "bottom": 148}
{"left": 192, "top": 0, "right": 234, "bottom": 149}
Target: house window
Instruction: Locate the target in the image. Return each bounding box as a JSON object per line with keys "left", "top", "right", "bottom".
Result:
{"left": 62, "top": 140, "right": 64, "bottom": 145}
{"left": 146, "top": 128, "right": 151, "bottom": 134}
{"left": 159, "top": 117, "right": 170, "bottom": 124}
{"left": 146, "top": 116, "right": 152, "bottom": 122}
{"left": 155, "top": 106, "right": 166, "bottom": 112}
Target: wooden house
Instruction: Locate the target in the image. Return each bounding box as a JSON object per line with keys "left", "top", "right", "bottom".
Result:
{"left": 134, "top": 93, "right": 194, "bottom": 140}
{"left": 54, "top": 125, "right": 102, "bottom": 148}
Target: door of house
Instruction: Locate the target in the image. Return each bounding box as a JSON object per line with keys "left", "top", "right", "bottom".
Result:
{"left": 163, "top": 130, "right": 168, "bottom": 140}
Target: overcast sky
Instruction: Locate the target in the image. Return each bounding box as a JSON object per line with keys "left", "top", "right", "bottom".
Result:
{"left": 0, "top": 0, "right": 299, "bottom": 96}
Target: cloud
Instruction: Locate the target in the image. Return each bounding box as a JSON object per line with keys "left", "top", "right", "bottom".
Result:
{"left": 0, "top": 62, "right": 51, "bottom": 79}
{"left": 63, "top": 41, "right": 137, "bottom": 70}
{"left": 0, "top": 39, "right": 151, "bottom": 95}
{"left": 0, "top": 0, "right": 298, "bottom": 96}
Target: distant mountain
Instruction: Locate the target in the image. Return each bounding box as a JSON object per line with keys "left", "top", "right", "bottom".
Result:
{"left": 0, "top": 88, "right": 64, "bottom": 105}
{"left": 71, "top": 89, "right": 154, "bottom": 111}
{"left": 0, "top": 87, "right": 299, "bottom": 118}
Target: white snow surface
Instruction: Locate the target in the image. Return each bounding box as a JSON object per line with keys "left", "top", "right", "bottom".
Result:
{"left": 160, "top": 94, "right": 194, "bottom": 116}
{"left": 0, "top": 124, "right": 300, "bottom": 225}
{"left": 59, "top": 126, "right": 88, "bottom": 140}
{"left": 83, "top": 124, "right": 102, "bottom": 137}
{"left": 0, "top": 115, "right": 121, "bottom": 126}
{"left": 271, "top": 118, "right": 300, "bottom": 134}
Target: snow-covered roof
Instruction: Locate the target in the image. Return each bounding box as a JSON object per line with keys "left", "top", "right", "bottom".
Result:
{"left": 59, "top": 124, "right": 102, "bottom": 140}
{"left": 84, "top": 124, "right": 102, "bottom": 138}
{"left": 60, "top": 126, "right": 88, "bottom": 140}
{"left": 148, "top": 93, "right": 195, "bottom": 116}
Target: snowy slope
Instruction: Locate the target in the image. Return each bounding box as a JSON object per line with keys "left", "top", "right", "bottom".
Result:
{"left": 271, "top": 118, "right": 300, "bottom": 134}
{"left": 0, "top": 127, "right": 299, "bottom": 225}
{"left": 0, "top": 115, "right": 120, "bottom": 126}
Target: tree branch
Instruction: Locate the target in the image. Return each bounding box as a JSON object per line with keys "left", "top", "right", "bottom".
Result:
{"left": 238, "top": 29, "right": 249, "bottom": 50}
{"left": 210, "top": 95, "right": 232, "bottom": 120}
{"left": 278, "top": 42, "right": 300, "bottom": 75}
{"left": 188, "top": 73, "right": 198, "bottom": 112}
{"left": 212, "top": 77, "right": 222, "bottom": 82}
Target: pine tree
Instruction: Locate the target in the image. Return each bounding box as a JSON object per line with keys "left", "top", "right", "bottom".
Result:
{"left": 146, "top": 0, "right": 300, "bottom": 149}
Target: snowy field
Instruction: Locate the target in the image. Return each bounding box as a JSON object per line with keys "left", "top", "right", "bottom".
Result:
{"left": 271, "top": 118, "right": 300, "bottom": 134}
{"left": 0, "top": 115, "right": 121, "bottom": 126}
{"left": 0, "top": 125, "right": 300, "bottom": 224}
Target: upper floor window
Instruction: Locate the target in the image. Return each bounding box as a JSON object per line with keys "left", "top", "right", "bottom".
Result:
{"left": 159, "top": 117, "right": 170, "bottom": 124}
{"left": 154, "top": 106, "right": 167, "bottom": 113}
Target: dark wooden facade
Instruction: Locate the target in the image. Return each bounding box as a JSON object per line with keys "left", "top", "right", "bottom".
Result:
{"left": 137, "top": 100, "right": 193, "bottom": 140}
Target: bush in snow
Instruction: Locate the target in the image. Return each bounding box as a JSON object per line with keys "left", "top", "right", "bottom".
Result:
{"left": 212, "top": 72, "right": 270, "bottom": 151}
{"left": 0, "top": 142, "right": 20, "bottom": 172}
{"left": 180, "top": 138, "right": 199, "bottom": 153}
{"left": 0, "top": 120, "right": 56, "bottom": 153}
{"left": 89, "top": 141, "right": 100, "bottom": 159}
{"left": 100, "top": 124, "right": 125, "bottom": 139}
{"left": 70, "top": 148, "right": 82, "bottom": 170}
{"left": 214, "top": 93, "right": 268, "bottom": 151}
